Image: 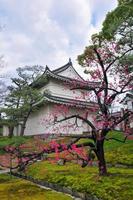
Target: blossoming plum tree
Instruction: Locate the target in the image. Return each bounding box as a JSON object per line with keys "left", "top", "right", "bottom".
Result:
{"left": 0, "top": 0, "right": 133, "bottom": 175}
{"left": 0, "top": 33, "right": 133, "bottom": 176}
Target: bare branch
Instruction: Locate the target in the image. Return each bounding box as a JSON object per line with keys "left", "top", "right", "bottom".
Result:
{"left": 55, "top": 114, "right": 96, "bottom": 130}
{"left": 105, "top": 47, "right": 133, "bottom": 72}
{"left": 105, "top": 135, "right": 132, "bottom": 143}
{"left": 111, "top": 110, "right": 132, "bottom": 128}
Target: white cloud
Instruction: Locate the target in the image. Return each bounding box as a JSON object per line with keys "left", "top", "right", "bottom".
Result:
{"left": 0, "top": 0, "right": 117, "bottom": 78}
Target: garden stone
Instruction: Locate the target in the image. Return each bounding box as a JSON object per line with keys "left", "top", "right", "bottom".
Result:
{"left": 49, "top": 183, "right": 54, "bottom": 189}
{"left": 57, "top": 159, "right": 65, "bottom": 165}
{"left": 63, "top": 186, "right": 73, "bottom": 195}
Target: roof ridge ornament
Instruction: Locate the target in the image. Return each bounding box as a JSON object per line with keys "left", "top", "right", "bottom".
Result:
{"left": 69, "top": 58, "right": 72, "bottom": 64}
{"left": 45, "top": 65, "right": 50, "bottom": 71}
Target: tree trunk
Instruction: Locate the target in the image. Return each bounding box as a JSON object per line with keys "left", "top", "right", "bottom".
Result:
{"left": 97, "top": 150, "right": 107, "bottom": 176}
{"left": 20, "top": 108, "right": 32, "bottom": 136}
{"left": 8, "top": 126, "right": 14, "bottom": 138}
{"left": 20, "top": 121, "right": 26, "bottom": 136}
{"left": 96, "top": 134, "right": 107, "bottom": 176}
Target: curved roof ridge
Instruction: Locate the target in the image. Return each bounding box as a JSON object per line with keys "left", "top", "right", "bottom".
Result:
{"left": 52, "top": 58, "right": 85, "bottom": 82}
{"left": 44, "top": 67, "right": 85, "bottom": 83}
{"left": 52, "top": 59, "right": 72, "bottom": 74}
{"left": 32, "top": 61, "right": 100, "bottom": 88}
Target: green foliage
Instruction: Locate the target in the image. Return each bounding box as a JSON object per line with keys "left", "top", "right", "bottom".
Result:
{"left": 101, "top": 0, "right": 133, "bottom": 80}
{"left": 102, "top": 1, "right": 133, "bottom": 39}
{"left": 0, "top": 126, "right": 3, "bottom": 136}
{"left": 27, "top": 162, "right": 133, "bottom": 200}
{"left": 0, "top": 174, "right": 72, "bottom": 200}
{"left": 78, "top": 45, "right": 95, "bottom": 67}
{"left": 119, "top": 54, "right": 133, "bottom": 74}
{"left": 118, "top": 0, "right": 133, "bottom": 5}
{"left": 1, "top": 65, "right": 45, "bottom": 136}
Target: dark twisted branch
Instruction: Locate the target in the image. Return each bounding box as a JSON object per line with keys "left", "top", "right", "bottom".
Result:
{"left": 111, "top": 110, "right": 133, "bottom": 129}
{"left": 93, "top": 47, "right": 108, "bottom": 106}
{"left": 105, "top": 47, "right": 133, "bottom": 72}
{"left": 55, "top": 114, "right": 96, "bottom": 131}
{"left": 0, "top": 133, "right": 96, "bottom": 171}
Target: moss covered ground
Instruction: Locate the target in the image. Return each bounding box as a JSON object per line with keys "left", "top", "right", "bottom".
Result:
{"left": 0, "top": 174, "right": 73, "bottom": 200}
{"left": 26, "top": 161, "right": 133, "bottom": 200}
{"left": 0, "top": 131, "right": 133, "bottom": 199}
{"left": 1, "top": 131, "right": 132, "bottom": 165}
{"left": 76, "top": 131, "right": 133, "bottom": 166}
{"left": 104, "top": 131, "right": 133, "bottom": 166}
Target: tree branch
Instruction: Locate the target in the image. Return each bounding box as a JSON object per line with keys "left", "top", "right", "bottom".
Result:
{"left": 111, "top": 110, "right": 132, "bottom": 128}
{"left": 105, "top": 47, "right": 133, "bottom": 72}
{"left": 55, "top": 114, "right": 96, "bottom": 131}
{"left": 105, "top": 135, "right": 132, "bottom": 143}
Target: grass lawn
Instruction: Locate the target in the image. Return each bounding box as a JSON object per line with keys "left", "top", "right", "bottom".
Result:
{"left": 26, "top": 161, "right": 133, "bottom": 200}
{"left": 0, "top": 174, "right": 73, "bottom": 200}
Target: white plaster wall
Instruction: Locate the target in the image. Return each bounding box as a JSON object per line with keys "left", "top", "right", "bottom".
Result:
{"left": 13, "top": 125, "right": 21, "bottom": 136}
{"left": 47, "top": 105, "right": 90, "bottom": 135}
{"left": 13, "top": 127, "right": 18, "bottom": 136}
{"left": 40, "top": 79, "right": 88, "bottom": 101}
{"left": 130, "top": 121, "right": 133, "bottom": 128}
{"left": 3, "top": 126, "right": 9, "bottom": 136}
{"left": 24, "top": 104, "right": 95, "bottom": 136}
{"left": 127, "top": 101, "right": 133, "bottom": 111}
{"left": 57, "top": 65, "right": 83, "bottom": 81}
{"left": 24, "top": 106, "right": 50, "bottom": 135}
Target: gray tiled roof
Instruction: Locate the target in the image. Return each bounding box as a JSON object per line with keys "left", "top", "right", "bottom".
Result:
{"left": 35, "top": 92, "right": 98, "bottom": 109}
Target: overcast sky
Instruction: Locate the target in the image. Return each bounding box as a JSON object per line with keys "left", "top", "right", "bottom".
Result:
{"left": 0, "top": 0, "right": 117, "bottom": 79}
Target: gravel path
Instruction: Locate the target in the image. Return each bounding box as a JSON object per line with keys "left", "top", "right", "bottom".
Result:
{"left": 0, "top": 169, "right": 10, "bottom": 174}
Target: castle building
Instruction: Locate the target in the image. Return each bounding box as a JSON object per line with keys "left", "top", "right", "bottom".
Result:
{"left": 22, "top": 59, "right": 98, "bottom": 136}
